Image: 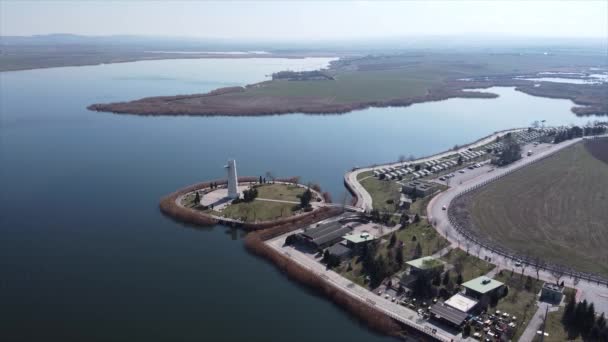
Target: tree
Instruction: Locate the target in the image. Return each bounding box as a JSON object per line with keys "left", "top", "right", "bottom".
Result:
{"left": 442, "top": 271, "right": 451, "bottom": 286}
{"left": 395, "top": 244, "right": 404, "bottom": 267}
{"left": 299, "top": 186, "right": 313, "bottom": 208}
{"left": 259, "top": 176, "right": 263, "bottom": 184}
{"left": 533, "top": 256, "right": 545, "bottom": 280}
{"left": 550, "top": 264, "right": 567, "bottom": 286}
{"left": 388, "top": 233, "right": 396, "bottom": 248}
{"left": 457, "top": 155, "right": 463, "bottom": 165}
{"left": 562, "top": 294, "right": 576, "bottom": 326}
{"left": 463, "top": 323, "right": 472, "bottom": 337}
{"left": 193, "top": 191, "right": 200, "bottom": 205}
{"left": 265, "top": 171, "right": 274, "bottom": 183}
{"left": 414, "top": 242, "right": 422, "bottom": 259}
{"left": 456, "top": 273, "right": 463, "bottom": 285}
{"left": 413, "top": 213, "right": 420, "bottom": 223}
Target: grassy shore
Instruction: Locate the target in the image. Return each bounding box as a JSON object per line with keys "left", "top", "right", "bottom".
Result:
{"left": 88, "top": 53, "right": 608, "bottom": 116}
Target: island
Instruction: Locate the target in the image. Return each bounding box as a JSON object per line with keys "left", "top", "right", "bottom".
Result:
{"left": 88, "top": 53, "right": 608, "bottom": 117}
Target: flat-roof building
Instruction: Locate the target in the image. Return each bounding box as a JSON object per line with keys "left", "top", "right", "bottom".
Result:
{"left": 540, "top": 282, "right": 564, "bottom": 304}
{"left": 445, "top": 293, "right": 478, "bottom": 313}
{"left": 326, "top": 243, "right": 352, "bottom": 261}
{"left": 430, "top": 303, "right": 469, "bottom": 328}
{"left": 462, "top": 276, "right": 505, "bottom": 300}
{"left": 299, "top": 222, "right": 351, "bottom": 249}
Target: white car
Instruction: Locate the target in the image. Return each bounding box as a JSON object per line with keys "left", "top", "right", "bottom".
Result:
{"left": 442, "top": 205, "right": 447, "bottom": 210}
{"left": 459, "top": 170, "right": 465, "bottom": 173}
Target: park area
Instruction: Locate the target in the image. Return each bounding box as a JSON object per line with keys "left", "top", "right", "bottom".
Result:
{"left": 182, "top": 183, "right": 313, "bottom": 223}
{"left": 452, "top": 138, "right": 608, "bottom": 277}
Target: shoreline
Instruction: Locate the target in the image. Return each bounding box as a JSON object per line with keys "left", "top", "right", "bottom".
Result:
{"left": 0, "top": 53, "right": 342, "bottom": 73}
{"left": 160, "top": 176, "right": 334, "bottom": 231}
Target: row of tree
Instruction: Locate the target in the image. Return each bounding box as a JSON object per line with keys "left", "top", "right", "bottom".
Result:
{"left": 495, "top": 133, "right": 522, "bottom": 166}
{"left": 562, "top": 297, "right": 607, "bottom": 341}
{"left": 552, "top": 125, "right": 607, "bottom": 143}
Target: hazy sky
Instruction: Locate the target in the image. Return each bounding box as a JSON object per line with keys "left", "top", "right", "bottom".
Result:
{"left": 1, "top": 1, "right": 607, "bottom": 39}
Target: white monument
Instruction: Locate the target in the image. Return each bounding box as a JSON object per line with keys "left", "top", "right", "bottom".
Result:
{"left": 224, "top": 159, "right": 240, "bottom": 199}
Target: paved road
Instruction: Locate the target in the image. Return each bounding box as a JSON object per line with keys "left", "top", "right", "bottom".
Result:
{"left": 426, "top": 136, "right": 608, "bottom": 317}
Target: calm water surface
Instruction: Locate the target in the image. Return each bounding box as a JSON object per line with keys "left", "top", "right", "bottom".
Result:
{"left": 0, "top": 58, "right": 603, "bottom": 341}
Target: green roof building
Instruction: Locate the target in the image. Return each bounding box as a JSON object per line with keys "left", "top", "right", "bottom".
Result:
{"left": 461, "top": 276, "right": 505, "bottom": 300}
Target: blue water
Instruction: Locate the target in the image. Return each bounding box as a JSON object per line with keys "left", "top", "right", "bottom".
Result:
{"left": 0, "top": 58, "right": 603, "bottom": 341}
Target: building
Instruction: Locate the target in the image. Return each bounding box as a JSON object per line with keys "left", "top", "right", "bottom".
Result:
{"left": 540, "top": 282, "right": 564, "bottom": 304}
{"left": 461, "top": 276, "right": 505, "bottom": 300}
{"left": 399, "top": 194, "right": 412, "bottom": 210}
{"left": 299, "top": 222, "right": 351, "bottom": 249}
{"left": 400, "top": 256, "right": 446, "bottom": 288}
{"left": 224, "top": 159, "right": 240, "bottom": 199}
{"left": 343, "top": 232, "right": 376, "bottom": 252}
{"left": 402, "top": 181, "right": 437, "bottom": 197}
{"left": 406, "top": 256, "right": 445, "bottom": 276}
{"left": 430, "top": 303, "right": 469, "bottom": 328}
{"left": 445, "top": 293, "right": 478, "bottom": 313}
{"left": 326, "top": 243, "right": 352, "bottom": 261}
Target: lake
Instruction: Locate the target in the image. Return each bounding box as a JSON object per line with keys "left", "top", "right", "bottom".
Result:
{"left": 0, "top": 58, "right": 603, "bottom": 341}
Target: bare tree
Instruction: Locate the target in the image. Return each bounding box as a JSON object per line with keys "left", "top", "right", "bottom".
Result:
{"left": 550, "top": 264, "right": 567, "bottom": 286}
{"left": 532, "top": 256, "right": 546, "bottom": 280}
{"left": 464, "top": 240, "right": 471, "bottom": 255}
{"left": 398, "top": 155, "right": 406, "bottom": 166}
{"left": 407, "top": 154, "right": 415, "bottom": 162}
{"left": 474, "top": 244, "right": 482, "bottom": 258}
{"left": 265, "top": 171, "right": 275, "bottom": 183}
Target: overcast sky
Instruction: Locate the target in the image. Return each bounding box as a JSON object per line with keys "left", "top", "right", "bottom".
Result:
{"left": 1, "top": 1, "right": 607, "bottom": 40}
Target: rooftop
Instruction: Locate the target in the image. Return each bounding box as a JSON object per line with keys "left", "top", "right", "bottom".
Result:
{"left": 462, "top": 276, "right": 504, "bottom": 294}
{"left": 327, "top": 243, "right": 351, "bottom": 257}
{"left": 445, "top": 293, "right": 478, "bottom": 313}
{"left": 302, "top": 222, "right": 351, "bottom": 247}
{"left": 406, "top": 256, "right": 445, "bottom": 270}
{"left": 343, "top": 232, "right": 376, "bottom": 244}
{"left": 430, "top": 303, "right": 468, "bottom": 326}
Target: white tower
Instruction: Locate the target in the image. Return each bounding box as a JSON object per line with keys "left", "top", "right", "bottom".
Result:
{"left": 225, "top": 159, "right": 240, "bottom": 199}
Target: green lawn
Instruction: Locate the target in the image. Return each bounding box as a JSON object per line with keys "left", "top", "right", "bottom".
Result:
{"left": 395, "top": 219, "right": 450, "bottom": 260}
{"left": 337, "top": 219, "right": 449, "bottom": 289}
{"left": 440, "top": 248, "right": 495, "bottom": 283}
{"left": 493, "top": 271, "right": 544, "bottom": 341}
{"left": 359, "top": 177, "right": 402, "bottom": 212}
{"left": 255, "top": 183, "right": 305, "bottom": 202}
{"left": 534, "top": 307, "right": 583, "bottom": 342}
{"left": 218, "top": 200, "right": 297, "bottom": 222}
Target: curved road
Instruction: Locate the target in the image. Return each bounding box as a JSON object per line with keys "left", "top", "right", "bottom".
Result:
{"left": 426, "top": 136, "right": 608, "bottom": 316}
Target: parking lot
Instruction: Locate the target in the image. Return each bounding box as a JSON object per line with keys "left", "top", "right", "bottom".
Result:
{"left": 430, "top": 142, "right": 555, "bottom": 187}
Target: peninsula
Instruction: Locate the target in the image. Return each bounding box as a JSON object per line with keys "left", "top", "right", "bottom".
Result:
{"left": 88, "top": 53, "right": 608, "bottom": 117}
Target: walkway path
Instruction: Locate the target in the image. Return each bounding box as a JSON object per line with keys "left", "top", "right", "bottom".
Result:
{"left": 266, "top": 231, "right": 459, "bottom": 342}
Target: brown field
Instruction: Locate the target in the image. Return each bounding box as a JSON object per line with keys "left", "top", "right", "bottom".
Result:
{"left": 88, "top": 54, "right": 608, "bottom": 117}
{"left": 452, "top": 139, "right": 608, "bottom": 277}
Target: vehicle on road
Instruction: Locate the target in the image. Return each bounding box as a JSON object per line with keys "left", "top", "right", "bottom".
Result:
{"left": 442, "top": 205, "right": 447, "bottom": 210}
{"left": 459, "top": 170, "right": 465, "bottom": 173}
